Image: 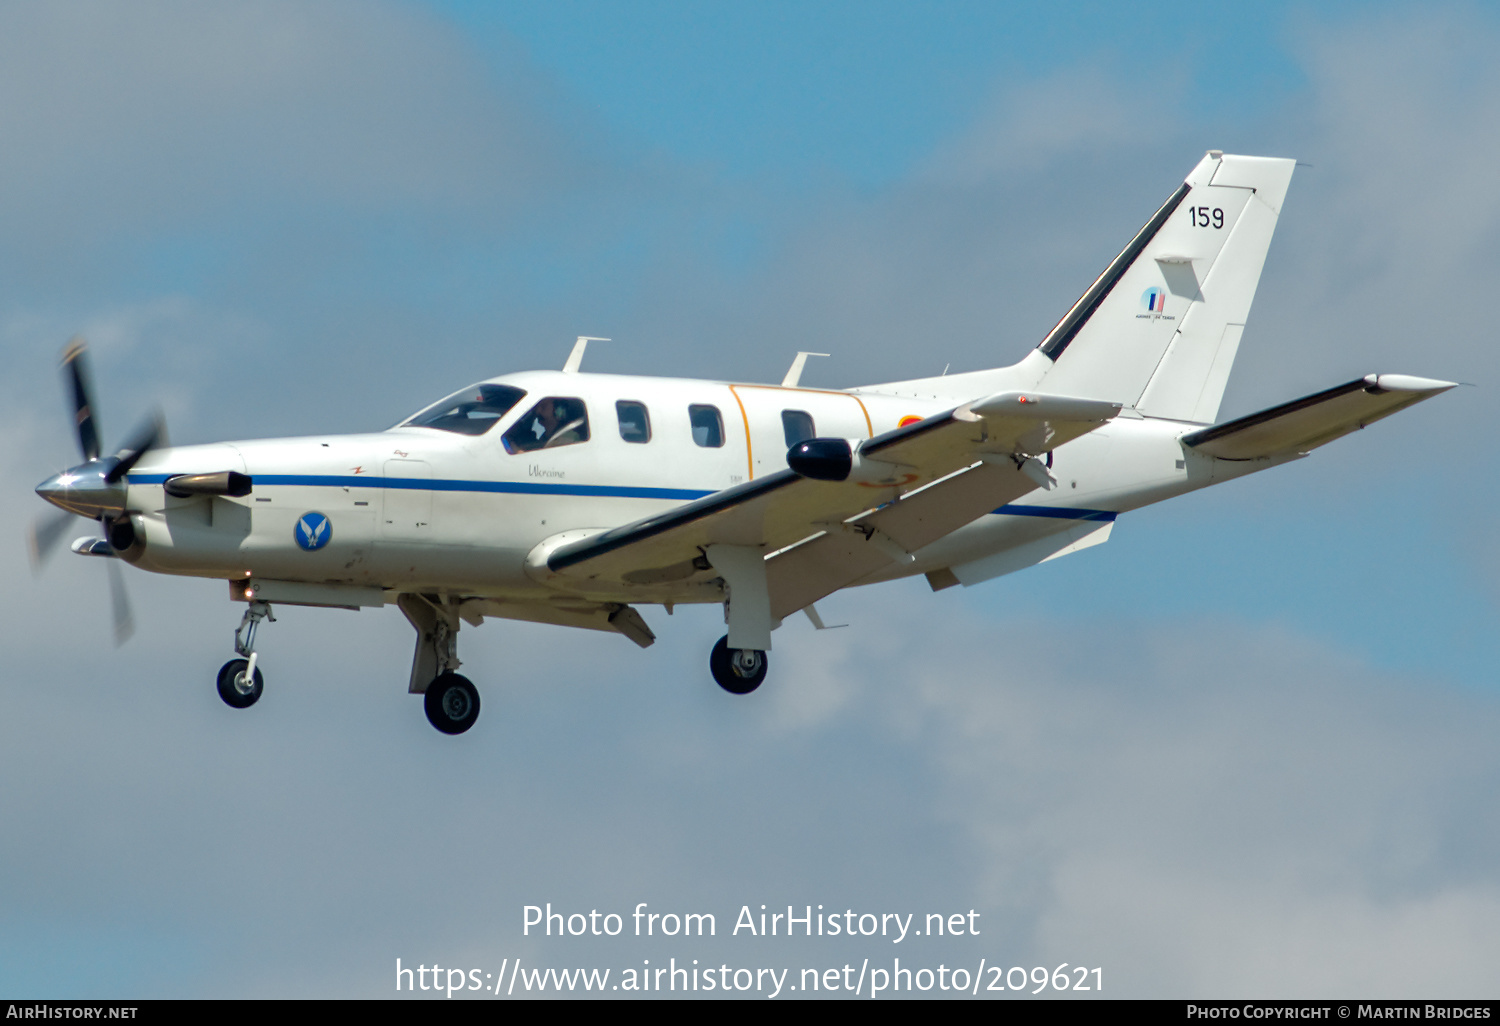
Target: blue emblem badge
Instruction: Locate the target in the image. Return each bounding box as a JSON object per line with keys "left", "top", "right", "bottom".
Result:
{"left": 294, "top": 511, "right": 332, "bottom": 551}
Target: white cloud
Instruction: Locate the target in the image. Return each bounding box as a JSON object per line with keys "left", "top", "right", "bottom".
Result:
{"left": 0, "top": 0, "right": 570, "bottom": 225}
{"left": 817, "top": 597, "right": 1500, "bottom": 995}
{"left": 918, "top": 65, "right": 1176, "bottom": 186}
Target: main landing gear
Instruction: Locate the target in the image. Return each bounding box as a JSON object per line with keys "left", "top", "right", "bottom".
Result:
{"left": 218, "top": 600, "right": 274, "bottom": 709}
{"left": 702, "top": 544, "right": 773, "bottom": 696}
{"left": 710, "top": 634, "right": 768, "bottom": 695}
{"left": 424, "top": 672, "right": 481, "bottom": 734}
{"left": 399, "top": 595, "right": 482, "bottom": 736}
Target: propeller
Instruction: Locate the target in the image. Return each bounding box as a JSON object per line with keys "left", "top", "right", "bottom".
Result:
{"left": 26, "top": 508, "right": 74, "bottom": 570}
{"left": 106, "top": 558, "right": 135, "bottom": 645}
{"left": 31, "top": 338, "right": 163, "bottom": 645}
{"left": 62, "top": 337, "right": 100, "bottom": 462}
{"left": 107, "top": 412, "right": 164, "bottom": 483}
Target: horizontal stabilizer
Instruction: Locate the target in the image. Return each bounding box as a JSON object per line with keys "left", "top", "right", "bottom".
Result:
{"left": 1181, "top": 374, "right": 1455, "bottom": 461}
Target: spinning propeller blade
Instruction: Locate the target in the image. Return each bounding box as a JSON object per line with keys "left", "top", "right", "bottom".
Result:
{"left": 61, "top": 337, "right": 101, "bottom": 463}
{"left": 27, "top": 509, "right": 74, "bottom": 572}
{"left": 106, "top": 558, "right": 135, "bottom": 646}
{"left": 35, "top": 337, "right": 160, "bottom": 645}
{"left": 105, "top": 411, "right": 165, "bottom": 484}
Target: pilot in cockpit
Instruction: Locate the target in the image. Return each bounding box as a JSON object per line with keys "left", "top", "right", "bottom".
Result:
{"left": 503, "top": 396, "right": 589, "bottom": 453}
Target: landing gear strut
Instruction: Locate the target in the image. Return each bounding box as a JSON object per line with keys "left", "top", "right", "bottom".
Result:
{"left": 218, "top": 600, "right": 273, "bottom": 709}
{"left": 710, "top": 634, "right": 768, "bottom": 694}
{"left": 399, "top": 594, "right": 482, "bottom": 735}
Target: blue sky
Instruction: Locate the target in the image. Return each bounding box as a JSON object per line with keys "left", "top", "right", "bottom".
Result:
{"left": 1, "top": 0, "right": 1497, "bottom": 998}
{"left": 442, "top": 0, "right": 1317, "bottom": 186}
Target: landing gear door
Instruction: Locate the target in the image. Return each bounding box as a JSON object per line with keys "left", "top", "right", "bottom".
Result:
{"left": 382, "top": 459, "right": 433, "bottom": 538}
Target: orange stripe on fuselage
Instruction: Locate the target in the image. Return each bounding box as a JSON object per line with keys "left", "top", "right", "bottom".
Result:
{"left": 727, "top": 385, "right": 754, "bottom": 480}
{"left": 728, "top": 384, "right": 875, "bottom": 481}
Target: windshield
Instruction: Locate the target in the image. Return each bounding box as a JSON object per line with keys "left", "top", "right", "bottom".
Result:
{"left": 401, "top": 383, "right": 527, "bottom": 436}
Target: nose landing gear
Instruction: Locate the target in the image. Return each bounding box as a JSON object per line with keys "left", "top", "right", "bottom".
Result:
{"left": 218, "top": 600, "right": 274, "bottom": 709}
{"left": 216, "top": 658, "right": 263, "bottom": 708}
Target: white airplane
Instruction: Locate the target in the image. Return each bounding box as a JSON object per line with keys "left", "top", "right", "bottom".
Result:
{"left": 30, "top": 151, "right": 1454, "bottom": 735}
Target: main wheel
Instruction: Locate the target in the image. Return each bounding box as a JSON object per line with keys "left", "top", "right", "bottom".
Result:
{"left": 424, "top": 672, "right": 481, "bottom": 735}
{"left": 709, "top": 635, "right": 768, "bottom": 695}
{"left": 216, "top": 658, "right": 263, "bottom": 709}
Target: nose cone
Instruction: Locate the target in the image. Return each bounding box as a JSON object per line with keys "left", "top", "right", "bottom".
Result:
{"left": 35, "top": 471, "right": 76, "bottom": 511}
{"left": 35, "top": 465, "right": 126, "bottom": 518}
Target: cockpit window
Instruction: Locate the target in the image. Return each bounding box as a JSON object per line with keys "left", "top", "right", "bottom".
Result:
{"left": 403, "top": 384, "right": 527, "bottom": 436}
{"left": 503, "top": 397, "right": 591, "bottom": 453}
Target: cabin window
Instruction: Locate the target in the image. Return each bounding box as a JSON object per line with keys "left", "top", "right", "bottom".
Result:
{"left": 616, "top": 400, "right": 651, "bottom": 443}
{"left": 782, "top": 409, "right": 816, "bottom": 448}
{"left": 689, "top": 404, "right": 724, "bottom": 448}
{"left": 402, "top": 383, "right": 527, "bottom": 436}
{"left": 502, "top": 397, "right": 591, "bottom": 453}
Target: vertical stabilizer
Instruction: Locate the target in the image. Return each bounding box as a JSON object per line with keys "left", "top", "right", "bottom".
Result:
{"left": 1035, "top": 153, "right": 1295, "bottom": 422}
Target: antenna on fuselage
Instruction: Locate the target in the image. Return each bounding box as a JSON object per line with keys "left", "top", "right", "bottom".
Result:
{"left": 781, "top": 351, "right": 830, "bottom": 388}
{"left": 563, "top": 336, "right": 611, "bottom": 374}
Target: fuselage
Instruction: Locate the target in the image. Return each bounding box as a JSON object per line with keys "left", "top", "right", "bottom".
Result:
{"left": 111, "top": 368, "right": 1261, "bottom": 608}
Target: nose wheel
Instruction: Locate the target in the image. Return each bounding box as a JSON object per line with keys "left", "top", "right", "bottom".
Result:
{"left": 217, "top": 658, "right": 264, "bottom": 708}
{"left": 218, "top": 599, "right": 273, "bottom": 709}
{"left": 424, "top": 672, "right": 481, "bottom": 734}
{"left": 710, "top": 634, "right": 768, "bottom": 694}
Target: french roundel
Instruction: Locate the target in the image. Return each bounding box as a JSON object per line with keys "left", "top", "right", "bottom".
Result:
{"left": 294, "top": 511, "right": 332, "bottom": 551}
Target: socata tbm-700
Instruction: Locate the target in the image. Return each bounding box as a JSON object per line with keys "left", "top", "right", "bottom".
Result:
{"left": 30, "top": 153, "right": 1452, "bottom": 735}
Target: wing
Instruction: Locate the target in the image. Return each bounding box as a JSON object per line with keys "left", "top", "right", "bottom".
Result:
{"left": 764, "top": 455, "right": 1075, "bottom": 618}
{"left": 1182, "top": 373, "right": 1456, "bottom": 460}
{"left": 545, "top": 390, "right": 1121, "bottom": 611}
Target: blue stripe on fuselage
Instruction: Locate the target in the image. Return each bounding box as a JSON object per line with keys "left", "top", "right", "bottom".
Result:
{"left": 127, "top": 473, "right": 1119, "bottom": 519}
{"left": 127, "top": 472, "right": 711, "bottom": 502}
